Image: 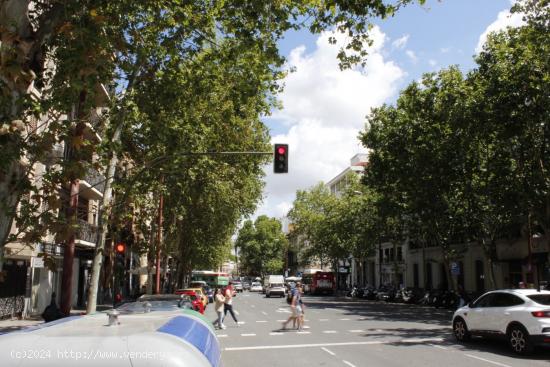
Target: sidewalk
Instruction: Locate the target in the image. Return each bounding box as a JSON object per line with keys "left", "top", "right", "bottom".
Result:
{"left": 0, "top": 316, "right": 43, "bottom": 334}
{"left": 0, "top": 305, "right": 113, "bottom": 335}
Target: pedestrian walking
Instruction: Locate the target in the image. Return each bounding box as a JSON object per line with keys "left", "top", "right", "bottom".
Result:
{"left": 295, "top": 283, "right": 305, "bottom": 331}
{"left": 212, "top": 288, "right": 226, "bottom": 330}
{"left": 223, "top": 283, "right": 239, "bottom": 326}
{"left": 282, "top": 282, "right": 303, "bottom": 330}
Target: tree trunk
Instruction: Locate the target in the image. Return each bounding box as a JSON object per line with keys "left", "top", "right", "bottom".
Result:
{"left": 60, "top": 178, "right": 79, "bottom": 316}
{"left": 85, "top": 64, "right": 139, "bottom": 313}
{"left": 85, "top": 124, "right": 121, "bottom": 314}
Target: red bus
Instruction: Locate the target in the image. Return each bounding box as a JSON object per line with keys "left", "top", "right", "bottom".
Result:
{"left": 311, "top": 271, "right": 335, "bottom": 295}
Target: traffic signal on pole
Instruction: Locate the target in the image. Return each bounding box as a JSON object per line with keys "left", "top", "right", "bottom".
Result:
{"left": 273, "top": 144, "right": 288, "bottom": 173}
{"left": 115, "top": 243, "right": 126, "bottom": 268}
{"left": 115, "top": 243, "right": 125, "bottom": 254}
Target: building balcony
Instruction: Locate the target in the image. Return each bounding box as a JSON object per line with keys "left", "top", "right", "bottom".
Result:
{"left": 80, "top": 168, "right": 105, "bottom": 200}
{"left": 75, "top": 219, "right": 98, "bottom": 248}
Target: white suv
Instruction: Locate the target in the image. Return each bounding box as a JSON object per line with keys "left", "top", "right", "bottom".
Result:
{"left": 452, "top": 289, "right": 550, "bottom": 354}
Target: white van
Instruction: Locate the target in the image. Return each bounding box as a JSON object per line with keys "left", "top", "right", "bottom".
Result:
{"left": 265, "top": 275, "right": 286, "bottom": 298}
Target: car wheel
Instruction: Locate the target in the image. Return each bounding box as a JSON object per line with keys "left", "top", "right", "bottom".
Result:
{"left": 266, "top": 293, "right": 270, "bottom": 298}
{"left": 508, "top": 324, "right": 533, "bottom": 355}
{"left": 453, "top": 317, "right": 471, "bottom": 342}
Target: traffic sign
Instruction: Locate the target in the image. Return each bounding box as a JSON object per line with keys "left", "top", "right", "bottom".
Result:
{"left": 451, "top": 262, "right": 460, "bottom": 276}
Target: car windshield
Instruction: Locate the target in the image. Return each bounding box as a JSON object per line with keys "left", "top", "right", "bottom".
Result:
{"left": 252, "top": 282, "right": 261, "bottom": 286}
{"left": 527, "top": 294, "right": 550, "bottom": 305}
{"left": 271, "top": 283, "right": 284, "bottom": 288}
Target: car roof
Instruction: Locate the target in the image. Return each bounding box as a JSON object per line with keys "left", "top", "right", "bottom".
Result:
{"left": 485, "top": 289, "right": 550, "bottom": 297}
{"left": 138, "top": 294, "right": 186, "bottom": 301}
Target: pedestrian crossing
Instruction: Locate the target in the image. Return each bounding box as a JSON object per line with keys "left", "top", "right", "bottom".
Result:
{"left": 215, "top": 329, "right": 367, "bottom": 338}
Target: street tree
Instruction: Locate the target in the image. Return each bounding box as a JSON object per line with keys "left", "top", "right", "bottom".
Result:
{"left": 236, "top": 216, "right": 287, "bottom": 276}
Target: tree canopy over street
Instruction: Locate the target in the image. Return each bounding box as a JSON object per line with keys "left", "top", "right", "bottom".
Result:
{"left": 235, "top": 216, "right": 288, "bottom": 276}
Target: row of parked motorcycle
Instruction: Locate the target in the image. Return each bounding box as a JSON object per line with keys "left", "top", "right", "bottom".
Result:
{"left": 346, "top": 285, "right": 480, "bottom": 310}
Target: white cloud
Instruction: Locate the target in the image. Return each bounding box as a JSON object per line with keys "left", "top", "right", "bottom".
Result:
{"left": 428, "top": 59, "right": 437, "bottom": 67}
{"left": 255, "top": 26, "right": 405, "bottom": 219}
{"left": 440, "top": 47, "right": 451, "bottom": 54}
{"left": 391, "top": 34, "right": 410, "bottom": 50}
{"left": 476, "top": 7, "right": 524, "bottom": 53}
{"left": 405, "top": 50, "right": 418, "bottom": 64}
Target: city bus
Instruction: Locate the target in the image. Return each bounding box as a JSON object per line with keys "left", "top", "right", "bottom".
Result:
{"left": 302, "top": 270, "right": 335, "bottom": 295}
{"left": 191, "top": 271, "right": 230, "bottom": 288}
{"left": 311, "top": 271, "right": 336, "bottom": 295}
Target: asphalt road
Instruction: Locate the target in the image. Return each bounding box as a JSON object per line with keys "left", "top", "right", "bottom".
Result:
{"left": 209, "top": 291, "right": 550, "bottom": 367}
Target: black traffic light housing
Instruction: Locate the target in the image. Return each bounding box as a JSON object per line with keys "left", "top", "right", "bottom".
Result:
{"left": 273, "top": 144, "right": 288, "bottom": 173}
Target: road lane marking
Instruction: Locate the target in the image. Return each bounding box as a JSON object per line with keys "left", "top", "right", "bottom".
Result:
{"left": 261, "top": 311, "right": 268, "bottom": 315}
{"left": 297, "top": 331, "right": 311, "bottom": 334}
{"left": 339, "top": 318, "right": 350, "bottom": 321}
{"left": 241, "top": 333, "right": 256, "bottom": 337}
{"left": 429, "top": 344, "right": 448, "bottom": 350}
{"left": 255, "top": 320, "right": 268, "bottom": 323}
{"left": 322, "top": 330, "right": 338, "bottom": 334}
{"left": 217, "top": 335, "right": 228, "bottom": 338}
{"left": 321, "top": 347, "right": 335, "bottom": 356}
{"left": 234, "top": 310, "right": 240, "bottom": 315}
{"left": 343, "top": 360, "right": 357, "bottom": 367}
{"left": 250, "top": 305, "right": 256, "bottom": 308}
{"left": 269, "top": 332, "right": 284, "bottom": 336}
{"left": 223, "top": 338, "right": 445, "bottom": 351}
{"left": 348, "top": 330, "right": 364, "bottom": 333}
{"left": 464, "top": 354, "right": 512, "bottom": 367}
{"left": 277, "top": 319, "right": 287, "bottom": 322}
{"left": 238, "top": 321, "right": 246, "bottom": 324}
{"left": 319, "top": 319, "right": 329, "bottom": 321}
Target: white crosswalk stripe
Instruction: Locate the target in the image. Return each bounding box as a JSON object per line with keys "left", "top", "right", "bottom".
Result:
{"left": 322, "top": 330, "right": 338, "bottom": 334}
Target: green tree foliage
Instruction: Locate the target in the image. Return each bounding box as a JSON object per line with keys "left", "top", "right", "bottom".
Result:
{"left": 358, "top": 0, "right": 549, "bottom": 290}
{"left": 287, "top": 178, "right": 381, "bottom": 269}
{"left": 0, "top": 0, "right": 423, "bottom": 276}
{"left": 236, "top": 216, "right": 288, "bottom": 276}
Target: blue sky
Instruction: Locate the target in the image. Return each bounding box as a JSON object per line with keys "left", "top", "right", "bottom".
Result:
{"left": 254, "top": 0, "right": 522, "bottom": 220}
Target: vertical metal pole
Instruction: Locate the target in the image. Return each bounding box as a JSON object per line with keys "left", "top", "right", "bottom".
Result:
{"left": 155, "top": 176, "right": 164, "bottom": 294}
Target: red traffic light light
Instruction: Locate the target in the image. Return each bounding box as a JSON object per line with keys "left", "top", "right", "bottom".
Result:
{"left": 115, "top": 243, "right": 125, "bottom": 253}
{"left": 273, "top": 143, "right": 289, "bottom": 174}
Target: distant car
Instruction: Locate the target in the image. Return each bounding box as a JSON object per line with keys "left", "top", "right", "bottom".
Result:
{"left": 173, "top": 290, "right": 206, "bottom": 314}
{"left": 243, "top": 282, "right": 251, "bottom": 290}
{"left": 189, "top": 281, "right": 213, "bottom": 303}
{"left": 233, "top": 281, "right": 244, "bottom": 292}
{"left": 452, "top": 289, "right": 550, "bottom": 355}
{"left": 176, "top": 288, "right": 208, "bottom": 309}
{"left": 250, "top": 282, "right": 263, "bottom": 292}
{"left": 266, "top": 283, "right": 286, "bottom": 298}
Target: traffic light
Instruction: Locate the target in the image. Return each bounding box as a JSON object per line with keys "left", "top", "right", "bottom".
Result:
{"left": 115, "top": 243, "right": 126, "bottom": 267}
{"left": 273, "top": 144, "right": 288, "bottom": 173}
{"left": 115, "top": 243, "right": 125, "bottom": 254}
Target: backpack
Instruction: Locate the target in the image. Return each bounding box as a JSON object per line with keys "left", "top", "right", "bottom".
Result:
{"left": 286, "top": 289, "right": 294, "bottom": 305}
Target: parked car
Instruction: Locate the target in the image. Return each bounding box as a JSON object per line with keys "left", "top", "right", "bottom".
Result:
{"left": 452, "top": 289, "right": 550, "bottom": 355}
{"left": 250, "top": 282, "right": 263, "bottom": 292}
{"left": 243, "top": 282, "right": 251, "bottom": 291}
{"left": 173, "top": 290, "right": 206, "bottom": 314}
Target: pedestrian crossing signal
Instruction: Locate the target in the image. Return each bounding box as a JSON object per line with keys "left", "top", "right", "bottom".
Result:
{"left": 274, "top": 144, "right": 288, "bottom": 173}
